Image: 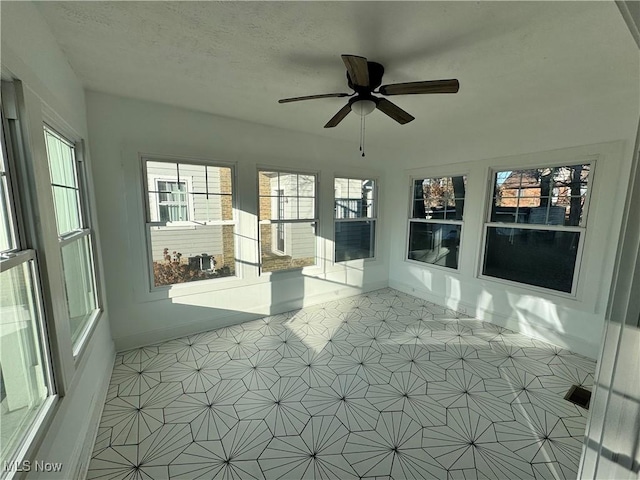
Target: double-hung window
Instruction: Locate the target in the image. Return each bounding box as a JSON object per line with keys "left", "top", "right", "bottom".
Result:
{"left": 44, "top": 127, "right": 99, "bottom": 347}
{"left": 143, "top": 159, "right": 235, "bottom": 287}
{"left": 334, "top": 177, "right": 376, "bottom": 262}
{"left": 156, "top": 180, "right": 188, "bottom": 222}
{"left": 482, "top": 164, "right": 591, "bottom": 294}
{"left": 1, "top": 114, "right": 53, "bottom": 470}
{"left": 258, "top": 170, "right": 317, "bottom": 272}
{"left": 407, "top": 175, "right": 467, "bottom": 269}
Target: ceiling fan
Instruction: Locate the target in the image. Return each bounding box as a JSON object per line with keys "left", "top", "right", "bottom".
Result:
{"left": 278, "top": 54, "right": 459, "bottom": 128}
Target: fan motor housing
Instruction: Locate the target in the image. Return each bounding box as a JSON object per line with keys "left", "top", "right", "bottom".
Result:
{"left": 347, "top": 61, "right": 385, "bottom": 92}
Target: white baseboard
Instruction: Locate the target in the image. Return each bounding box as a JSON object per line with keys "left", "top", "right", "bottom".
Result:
{"left": 389, "top": 279, "right": 599, "bottom": 359}
{"left": 114, "top": 280, "right": 388, "bottom": 351}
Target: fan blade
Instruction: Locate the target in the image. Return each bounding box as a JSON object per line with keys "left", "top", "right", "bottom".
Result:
{"left": 278, "top": 93, "right": 351, "bottom": 104}
{"left": 341, "top": 54, "right": 370, "bottom": 88}
{"left": 376, "top": 98, "right": 414, "bottom": 125}
{"left": 379, "top": 79, "right": 459, "bottom": 96}
{"left": 324, "top": 104, "right": 352, "bottom": 128}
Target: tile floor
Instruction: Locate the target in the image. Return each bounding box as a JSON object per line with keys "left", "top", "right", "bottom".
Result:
{"left": 87, "top": 288, "right": 595, "bottom": 479}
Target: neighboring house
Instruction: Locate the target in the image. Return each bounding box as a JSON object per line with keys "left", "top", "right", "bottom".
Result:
{"left": 259, "top": 171, "right": 316, "bottom": 268}
{"left": 147, "top": 162, "right": 233, "bottom": 272}
{"left": 334, "top": 178, "right": 375, "bottom": 261}
{"left": 495, "top": 167, "right": 589, "bottom": 225}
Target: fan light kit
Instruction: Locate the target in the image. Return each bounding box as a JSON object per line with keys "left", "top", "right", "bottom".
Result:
{"left": 351, "top": 99, "right": 376, "bottom": 116}
{"left": 279, "top": 54, "right": 460, "bottom": 156}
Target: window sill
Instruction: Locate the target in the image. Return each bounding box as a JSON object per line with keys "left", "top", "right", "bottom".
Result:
{"left": 260, "top": 264, "right": 323, "bottom": 278}
{"left": 404, "top": 256, "right": 461, "bottom": 273}
{"left": 477, "top": 272, "right": 579, "bottom": 301}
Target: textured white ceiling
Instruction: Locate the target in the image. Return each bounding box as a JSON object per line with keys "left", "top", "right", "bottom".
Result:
{"left": 35, "top": 1, "right": 638, "bottom": 152}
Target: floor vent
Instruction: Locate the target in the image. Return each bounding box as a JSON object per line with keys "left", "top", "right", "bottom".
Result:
{"left": 564, "top": 385, "right": 592, "bottom": 409}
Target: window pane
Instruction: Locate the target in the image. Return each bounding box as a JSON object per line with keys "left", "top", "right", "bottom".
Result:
{"left": 298, "top": 175, "right": 315, "bottom": 198}
{"left": 45, "top": 130, "right": 76, "bottom": 188}
{"left": 150, "top": 225, "right": 235, "bottom": 287}
{"left": 408, "top": 222, "right": 461, "bottom": 269}
{"left": 298, "top": 198, "right": 315, "bottom": 219}
{"left": 45, "top": 130, "right": 83, "bottom": 236}
{"left": 491, "top": 165, "right": 590, "bottom": 226}
{"left": 258, "top": 171, "right": 278, "bottom": 196}
{"left": 178, "top": 163, "right": 206, "bottom": 193}
{"left": 146, "top": 161, "right": 178, "bottom": 187}
{"left": 335, "top": 220, "right": 375, "bottom": 262}
{"left": 412, "top": 176, "right": 466, "bottom": 220}
{"left": 190, "top": 193, "right": 233, "bottom": 222}
{"left": 259, "top": 170, "right": 317, "bottom": 221}
{"left": 260, "top": 222, "right": 316, "bottom": 272}
{"left": 0, "top": 261, "right": 49, "bottom": 466}
{"left": 282, "top": 197, "right": 299, "bottom": 220}
{"left": 280, "top": 173, "right": 298, "bottom": 196}
{"left": 483, "top": 227, "right": 580, "bottom": 293}
{"left": 61, "top": 236, "right": 97, "bottom": 342}
{"left": 52, "top": 186, "right": 81, "bottom": 234}
{"left": 214, "top": 167, "right": 233, "bottom": 195}
{"left": 334, "top": 178, "right": 375, "bottom": 219}
{"left": 159, "top": 204, "right": 188, "bottom": 222}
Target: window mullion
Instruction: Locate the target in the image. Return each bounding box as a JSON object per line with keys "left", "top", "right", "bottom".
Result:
{"left": 335, "top": 217, "right": 377, "bottom": 223}
{"left": 484, "top": 221, "right": 584, "bottom": 233}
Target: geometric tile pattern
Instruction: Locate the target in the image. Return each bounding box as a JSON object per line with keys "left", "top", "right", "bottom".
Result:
{"left": 87, "top": 288, "right": 595, "bottom": 479}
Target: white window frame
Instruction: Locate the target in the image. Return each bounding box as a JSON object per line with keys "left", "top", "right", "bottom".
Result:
{"left": 406, "top": 174, "right": 467, "bottom": 272}
{"left": 478, "top": 160, "right": 595, "bottom": 297}
{"left": 1, "top": 103, "right": 57, "bottom": 480}
{"left": 333, "top": 177, "right": 377, "bottom": 263}
{"left": 142, "top": 157, "right": 237, "bottom": 291}
{"left": 257, "top": 168, "right": 319, "bottom": 274}
{"left": 44, "top": 125, "right": 101, "bottom": 356}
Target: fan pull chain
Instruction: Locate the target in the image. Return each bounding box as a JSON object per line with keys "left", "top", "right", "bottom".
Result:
{"left": 359, "top": 115, "right": 366, "bottom": 157}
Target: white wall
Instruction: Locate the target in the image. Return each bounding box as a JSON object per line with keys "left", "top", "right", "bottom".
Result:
{"left": 1, "top": 2, "right": 114, "bottom": 477}
{"left": 382, "top": 10, "right": 638, "bottom": 359}
{"left": 85, "top": 91, "right": 392, "bottom": 351}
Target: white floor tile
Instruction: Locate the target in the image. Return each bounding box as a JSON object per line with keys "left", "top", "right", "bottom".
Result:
{"left": 88, "top": 288, "right": 594, "bottom": 479}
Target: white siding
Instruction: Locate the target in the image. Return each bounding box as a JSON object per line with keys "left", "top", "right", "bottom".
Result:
{"left": 146, "top": 162, "right": 223, "bottom": 223}
{"left": 334, "top": 178, "right": 364, "bottom": 200}
{"left": 266, "top": 173, "right": 316, "bottom": 258}
{"left": 146, "top": 163, "right": 225, "bottom": 266}
{"left": 289, "top": 222, "right": 315, "bottom": 259}
{"left": 149, "top": 226, "right": 223, "bottom": 263}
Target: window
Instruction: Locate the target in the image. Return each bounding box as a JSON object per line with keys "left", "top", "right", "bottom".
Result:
{"left": 334, "top": 177, "right": 376, "bottom": 262}
{"left": 258, "top": 170, "right": 317, "bottom": 272}
{"left": 1, "top": 115, "right": 53, "bottom": 469}
{"left": 482, "top": 164, "right": 591, "bottom": 293}
{"left": 143, "top": 159, "right": 235, "bottom": 287}
{"left": 44, "top": 127, "right": 99, "bottom": 346}
{"left": 408, "top": 175, "right": 466, "bottom": 269}
{"left": 156, "top": 180, "right": 188, "bottom": 222}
